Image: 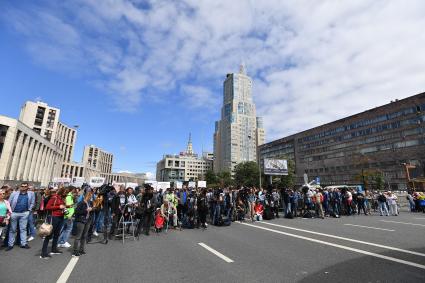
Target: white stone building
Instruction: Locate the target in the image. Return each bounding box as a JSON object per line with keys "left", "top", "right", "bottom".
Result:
{"left": 156, "top": 135, "right": 213, "bottom": 182}
{"left": 0, "top": 115, "right": 63, "bottom": 186}
{"left": 213, "top": 65, "right": 265, "bottom": 173}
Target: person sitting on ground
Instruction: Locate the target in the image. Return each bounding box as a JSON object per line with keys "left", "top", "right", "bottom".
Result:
{"left": 254, "top": 200, "right": 264, "bottom": 221}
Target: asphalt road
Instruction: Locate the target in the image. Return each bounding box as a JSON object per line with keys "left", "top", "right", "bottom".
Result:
{"left": 1, "top": 212, "right": 425, "bottom": 283}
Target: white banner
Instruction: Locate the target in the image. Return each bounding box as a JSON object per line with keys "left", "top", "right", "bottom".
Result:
{"left": 157, "top": 182, "right": 171, "bottom": 190}
{"left": 264, "top": 159, "right": 288, "bottom": 175}
{"left": 188, "top": 181, "right": 196, "bottom": 188}
{"left": 197, "top": 181, "right": 207, "bottom": 188}
{"left": 175, "top": 181, "right": 183, "bottom": 189}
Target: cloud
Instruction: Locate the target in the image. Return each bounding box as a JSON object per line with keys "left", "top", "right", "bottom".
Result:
{"left": 2, "top": 0, "right": 425, "bottom": 139}
{"left": 145, "top": 172, "right": 155, "bottom": 180}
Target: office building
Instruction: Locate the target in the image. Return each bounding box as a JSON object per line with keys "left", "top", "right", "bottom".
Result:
{"left": 156, "top": 135, "right": 213, "bottom": 181}
{"left": 214, "top": 64, "right": 265, "bottom": 173}
{"left": 82, "top": 145, "right": 113, "bottom": 174}
{"left": 259, "top": 92, "right": 425, "bottom": 190}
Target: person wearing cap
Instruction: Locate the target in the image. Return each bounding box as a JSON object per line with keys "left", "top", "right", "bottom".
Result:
{"left": 6, "top": 183, "right": 35, "bottom": 251}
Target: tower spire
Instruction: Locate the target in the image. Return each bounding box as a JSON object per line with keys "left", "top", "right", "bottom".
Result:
{"left": 239, "top": 62, "right": 246, "bottom": 75}
{"left": 186, "top": 133, "right": 193, "bottom": 155}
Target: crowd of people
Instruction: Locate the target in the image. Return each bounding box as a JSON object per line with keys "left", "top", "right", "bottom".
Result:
{"left": 0, "top": 182, "right": 424, "bottom": 260}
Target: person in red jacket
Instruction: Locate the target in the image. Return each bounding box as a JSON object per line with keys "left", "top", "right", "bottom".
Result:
{"left": 40, "top": 187, "right": 66, "bottom": 259}
{"left": 254, "top": 201, "right": 264, "bottom": 221}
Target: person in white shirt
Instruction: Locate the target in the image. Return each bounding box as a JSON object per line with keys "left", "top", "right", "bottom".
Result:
{"left": 388, "top": 192, "right": 398, "bottom": 216}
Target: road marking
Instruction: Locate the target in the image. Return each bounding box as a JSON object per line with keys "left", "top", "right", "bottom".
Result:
{"left": 414, "top": 218, "right": 425, "bottom": 220}
{"left": 239, "top": 222, "right": 425, "bottom": 270}
{"left": 380, "top": 220, "right": 425, "bottom": 227}
{"left": 198, "top": 242, "right": 234, "bottom": 263}
{"left": 256, "top": 221, "right": 425, "bottom": 257}
{"left": 56, "top": 257, "right": 79, "bottom": 283}
{"left": 344, "top": 224, "right": 395, "bottom": 232}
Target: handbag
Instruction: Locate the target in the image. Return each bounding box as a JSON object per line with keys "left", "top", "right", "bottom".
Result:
{"left": 37, "top": 196, "right": 57, "bottom": 237}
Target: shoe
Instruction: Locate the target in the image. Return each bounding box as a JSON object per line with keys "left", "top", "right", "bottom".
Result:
{"left": 40, "top": 254, "right": 52, "bottom": 259}
{"left": 93, "top": 231, "right": 99, "bottom": 237}
{"left": 50, "top": 250, "right": 63, "bottom": 255}
{"left": 57, "top": 244, "right": 65, "bottom": 248}
{"left": 20, "top": 245, "right": 31, "bottom": 249}
{"left": 79, "top": 250, "right": 86, "bottom": 255}
{"left": 5, "top": 246, "right": 13, "bottom": 251}
{"left": 27, "top": 236, "right": 34, "bottom": 242}
{"left": 72, "top": 252, "right": 80, "bottom": 257}
{"left": 63, "top": 242, "right": 71, "bottom": 248}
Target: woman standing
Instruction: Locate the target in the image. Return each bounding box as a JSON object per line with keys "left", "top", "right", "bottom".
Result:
{"left": 41, "top": 188, "right": 66, "bottom": 259}
{"left": 0, "top": 188, "right": 12, "bottom": 238}
{"left": 72, "top": 192, "right": 93, "bottom": 257}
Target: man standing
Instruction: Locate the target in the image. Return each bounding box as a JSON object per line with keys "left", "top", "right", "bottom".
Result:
{"left": 314, "top": 189, "right": 325, "bottom": 219}
{"left": 7, "top": 183, "right": 35, "bottom": 250}
{"left": 58, "top": 187, "right": 75, "bottom": 248}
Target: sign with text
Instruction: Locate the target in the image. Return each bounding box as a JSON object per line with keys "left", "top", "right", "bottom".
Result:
{"left": 264, "top": 159, "right": 288, "bottom": 175}
{"left": 197, "top": 181, "right": 207, "bottom": 188}
{"left": 175, "top": 181, "right": 183, "bottom": 189}
{"left": 188, "top": 181, "right": 196, "bottom": 188}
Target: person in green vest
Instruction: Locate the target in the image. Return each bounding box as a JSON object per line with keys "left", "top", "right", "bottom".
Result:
{"left": 58, "top": 187, "right": 76, "bottom": 248}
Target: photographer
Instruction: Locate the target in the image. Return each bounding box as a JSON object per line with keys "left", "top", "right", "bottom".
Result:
{"left": 41, "top": 187, "right": 66, "bottom": 259}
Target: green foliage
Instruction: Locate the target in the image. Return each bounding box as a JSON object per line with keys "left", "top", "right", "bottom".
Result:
{"left": 217, "top": 171, "right": 233, "bottom": 187}
{"left": 205, "top": 170, "right": 218, "bottom": 185}
{"left": 234, "top": 161, "right": 260, "bottom": 187}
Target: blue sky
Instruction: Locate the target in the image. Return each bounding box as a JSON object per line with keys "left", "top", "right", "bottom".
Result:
{"left": 1, "top": 0, "right": 425, "bottom": 176}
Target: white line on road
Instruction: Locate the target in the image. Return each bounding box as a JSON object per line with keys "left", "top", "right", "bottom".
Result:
{"left": 414, "top": 218, "right": 425, "bottom": 220}
{"left": 198, "top": 242, "right": 234, "bottom": 263}
{"left": 239, "top": 222, "right": 425, "bottom": 270}
{"left": 344, "top": 224, "right": 395, "bottom": 232}
{"left": 56, "top": 257, "right": 79, "bottom": 283}
{"left": 380, "top": 220, "right": 425, "bottom": 227}
{"left": 256, "top": 221, "right": 425, "bottom": 257}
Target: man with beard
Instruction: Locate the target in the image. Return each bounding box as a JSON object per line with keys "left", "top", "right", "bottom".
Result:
{"left": 141, "top": 187, "right": 157, "bottom": 236}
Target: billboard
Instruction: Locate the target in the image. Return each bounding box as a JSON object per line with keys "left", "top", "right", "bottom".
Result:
{"left": 264, "top": 159, "right": 288, "bottom": 175}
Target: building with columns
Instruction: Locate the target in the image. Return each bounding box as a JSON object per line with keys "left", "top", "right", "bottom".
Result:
{"left": 0, "top": 115, "right": 62, "bottom": 186}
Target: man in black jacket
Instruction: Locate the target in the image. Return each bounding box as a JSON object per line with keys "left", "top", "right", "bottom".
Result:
{"left": 141, "top": 187, "right": 157, "bottom": 236}
{"left": 109, "top": 187, "right": 127, "bottom": 239}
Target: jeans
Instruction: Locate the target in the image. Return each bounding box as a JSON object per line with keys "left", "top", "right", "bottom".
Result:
{"left": 379, "top": 202, "right": 389, "bottom": 216}
{"left": 8, "top": 211, "right": 29, "bottom": 247}
{"left": 73, "top": 221, "right": 90, "bottom": 253}
{"left": 27, "top": 212, "right": 36, "bottom": 237}
{"left": 42, "top": 216, "right": 64, "bottom": 256}
{"left": 59, "top": 218, "right": 73, "bottom": 244}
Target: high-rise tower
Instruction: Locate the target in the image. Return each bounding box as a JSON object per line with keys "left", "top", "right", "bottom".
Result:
{"left": 213, "top": 65, "right": 265, "bottom": 173}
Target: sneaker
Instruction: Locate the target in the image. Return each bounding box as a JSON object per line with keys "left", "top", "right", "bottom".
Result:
{"left": 63, "top": 242, "right": 71, "bottom": 248}
{"left": 50, "top": 250, "right": 63, "bottom": 255}
{"left": 93, "top": 231, "right": 99, "bottom": 237}
{"left": 57, "top": 243, "right": 65, "bottom": 248}
{"left": 20, "top": 244, "right": 31, "bottom": 249}
{"left": 5, "top": 246, "right": 13, "bottom": 251}
{"left": 27, "top": 236, "right": 35, "bottom": 242}
{"left": 40, "top": 254, "right": 52, "bottom": 259}
{"left": 72, "top": 252, "right": 80, "bottom": 257}
{"left": 79, "top": 250, "right": 86, "bottom": 255}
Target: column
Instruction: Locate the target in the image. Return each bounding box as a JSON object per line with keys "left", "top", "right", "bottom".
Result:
{"left": 34, "top": 145, "right": 46, "bottom": 183}
{"left": 16, "top": 134, "right": 31, "bottom": 180}
{"left": 41, "top": 149, "right": 53, "bottom": 186}
{"left": 22, "top": 138, "right": 36, "bottom": 181}
{"left": 28, "top": 141, "right": 40, "bottom": 181}
{"left": 8, "top": 131, "right": 24, "bottom": 180}
{"left": 0, "top": 126, "right": 17, "bottom": 180}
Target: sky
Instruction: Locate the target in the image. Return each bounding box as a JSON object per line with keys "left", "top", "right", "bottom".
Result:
{"left": 1, "top": 0, "right": 425, "bottom": 176}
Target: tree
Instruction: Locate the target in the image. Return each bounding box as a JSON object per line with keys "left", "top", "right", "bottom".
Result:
{"left": 205, "top": 170, "right": 218, "bottom": 185}
{"left": 234, "top": 161, "right": 260, "bottom": 187}
{"left": 373, "top": 172, "right": 385, "bottom": 191}
{"left": 217, "top": 171, "right": 233, "bottom": 187}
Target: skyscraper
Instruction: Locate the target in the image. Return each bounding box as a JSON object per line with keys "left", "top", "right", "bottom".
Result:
{"left": 214, "top": 65, "right": 265, "bottom": 173}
